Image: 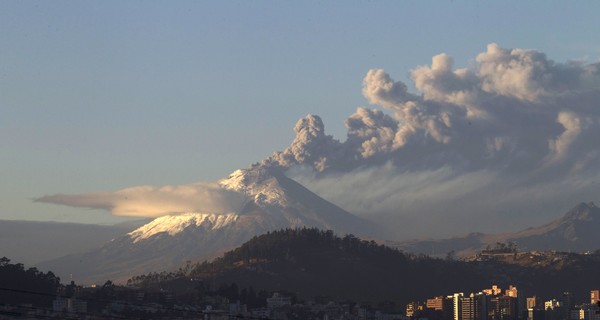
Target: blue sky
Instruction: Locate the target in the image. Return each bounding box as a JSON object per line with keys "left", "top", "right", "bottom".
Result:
{"left": 2, "top": 1, "right": 600, "bottom": 224}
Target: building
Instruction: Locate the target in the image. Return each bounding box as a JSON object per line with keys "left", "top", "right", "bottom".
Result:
{"left": 229, "top": 301, "right": 248, "bottom": 316}
{"left": 427, "top": 296, "right": 445, "bottom": 311}
{"left": 452, "top": 293, "right": 464, "bottom": 320}
{"left": 484, "top": 286, "right": 503, "bottom": 296}
{"left": 526, "top": 296, "right": 544, "bottom": 320}
{"left": 505, "top": 286, "right": 518, "bottom": 298}
{"left": 457, "top": 292, "right": 490, "bottom": 320}
{"left": 497, "top": 296, "right": 518, "bottom": 320}
{"left": 267, "top": 292, "right": 292, "bottom": 310}
{"left": 545, "top": 299, "right": 561, "bottom": 311}
{"left": 443, "top": 295, "right": 456, "bottom": 320}
{"left": 570, "top": 308, "right": 583, "bottom": 320}
{"left": 52, "top": 297, "right": 87, "bottom": 314}
{"left": 461, "top": 296, "right": 476, "bottom": 320}
{"left": 544, "top": 299, "right": 563, "bottom": 320}
{"left": 406, "top": 301, "right": 425, "bottom": 317}
{"left": 527, "top": 296, "right": 541, "bottom": 310}
{"left": 572, "top": 303, "right": 600, "bottom": 320}
{"left": 406, "top": 302, "right": 417, "bottom": 317}
{"left": 591, "top": 290, "right": 599, "bottom": 305}
{"left": 527, "top": 308, "right": 545, "bottom": 320}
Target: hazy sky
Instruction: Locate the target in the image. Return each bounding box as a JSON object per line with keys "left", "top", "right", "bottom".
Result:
{"left": 2, "top": 1, "right": 600, "bottom": 226}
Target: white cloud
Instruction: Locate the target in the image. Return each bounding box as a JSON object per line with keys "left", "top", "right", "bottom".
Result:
{"left": 36, "top": 182, "right": 247, "bottom": 218}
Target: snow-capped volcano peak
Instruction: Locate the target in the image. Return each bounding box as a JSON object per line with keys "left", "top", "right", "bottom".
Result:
{"left": 42, "top": 165, "right": 380, "bottom": 284}
{"left": 128, "top": 213, "right": 238, "bottom": 243}
{"left": 124, "top": 166, "right": 377, "bottom": 245}
{"left": 219, "top": 167, "right": 288, "bottom": 206}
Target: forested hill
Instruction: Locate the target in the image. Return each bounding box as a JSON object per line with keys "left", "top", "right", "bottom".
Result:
{"left": 186, "top": 229, "right": 484, "bottom": 304}
{"left": 130, "top": 228, "right": 600, "bottom": 306}
{"left": 0, "top": 257, "right": 61, "bottom": 307}
{"left": 199, "top": 228, "right": 414, "bottom": 269}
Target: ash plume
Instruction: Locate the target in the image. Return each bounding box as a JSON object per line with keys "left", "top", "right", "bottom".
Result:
{"left": 265, "top": 44, "right": 600, "bottom": 237}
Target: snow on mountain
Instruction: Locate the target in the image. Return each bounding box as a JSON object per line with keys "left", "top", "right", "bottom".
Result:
{"left": 128, "top": 213, "right": 239, "bottom": 243}
{"left": 219, "top": 168, "right": 287, "bottom": 205}
{"left": 39, "top": 166, "right": 380, "bottom": 284}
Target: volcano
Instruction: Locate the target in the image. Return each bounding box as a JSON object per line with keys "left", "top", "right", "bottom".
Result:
{"left": 38, "top": 166, "right": 380, "bottom": 284}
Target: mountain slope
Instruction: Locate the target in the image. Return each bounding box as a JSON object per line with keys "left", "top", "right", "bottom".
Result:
{"left": 134, "top": 228, "right": 600, "bottom": 307}
{"left": 392, "top": 202, "right": 600, "bottom": 256}
{"left": 505, "top": 202, "right": 600, "bottom": 250}
{"left": 151, "top": 228, "right": 483, "bottom": 305}
{"left": 39, "top": 166, "right": 380, "bottom": 284}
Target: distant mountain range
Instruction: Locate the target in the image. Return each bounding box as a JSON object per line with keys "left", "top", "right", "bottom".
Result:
{"left": 38, "top": 166, "right": 379, "bottom": 284}
{"left": 0, "top": 219, "right": 148, "bottom": 265}
{"left": 390, "top": 202, "right": 600, "bottom": 257}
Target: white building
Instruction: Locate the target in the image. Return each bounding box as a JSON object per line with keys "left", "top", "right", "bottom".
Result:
{"left": 267, "top": 292, "right": 292, "bottom": 310}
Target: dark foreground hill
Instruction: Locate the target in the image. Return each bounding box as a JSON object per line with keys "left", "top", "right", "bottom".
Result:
{"left": 130, "top": 228, "right": 600, "bottom": 306}
{"left": 0, "top": 257, "right": 61, "bottom": 307}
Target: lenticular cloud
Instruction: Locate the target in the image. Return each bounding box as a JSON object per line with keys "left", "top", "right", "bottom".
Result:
{"left": 36, "top": 182, "right": 247, "bottom": 218}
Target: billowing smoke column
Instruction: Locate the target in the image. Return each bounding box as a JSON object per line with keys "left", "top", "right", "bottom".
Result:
{"left": 264, "top": 44, "right": 600, "bottom": 237}
{"left": 266, "top": 43, "right": 600, "bottom": 178}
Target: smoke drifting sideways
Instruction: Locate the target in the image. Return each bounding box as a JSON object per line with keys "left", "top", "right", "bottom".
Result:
{"left": 264, "top": 43, "right": 600, "bottom": 238}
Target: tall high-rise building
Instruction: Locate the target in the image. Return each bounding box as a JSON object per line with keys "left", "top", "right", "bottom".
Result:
{"left": 458, "top": 293, "right": 488, "bottom": 320}
{"left": 497, "top": 296, "right": 518, "bottom": 320}
{"left": 562, "top": 292, "right": 573, "bottom": 311}
{"left": 526, "top": 296, "right": 543, "bottom": 320}
{"left": 527, "top": 296, "right": 540, "bottom": 310}
{"left": 560, "top": 292, "right": 573, "bottom": 320}
{"left": 453, "top": 293, "right": 464, "bottom": 320}
{"left": 591, "top": 290, "right": 599, "bottom": 305}
{"left": 461, "top": 296, "right": 477, "bottom": 320}
{"left": 475, "top": 292, "right": 488, "bottom": 320}
{"left": 488, "top": 297, "right": 499, "bottom": 320}
{"left": 443, "top": 296, "right": 455, "bottom": 320}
